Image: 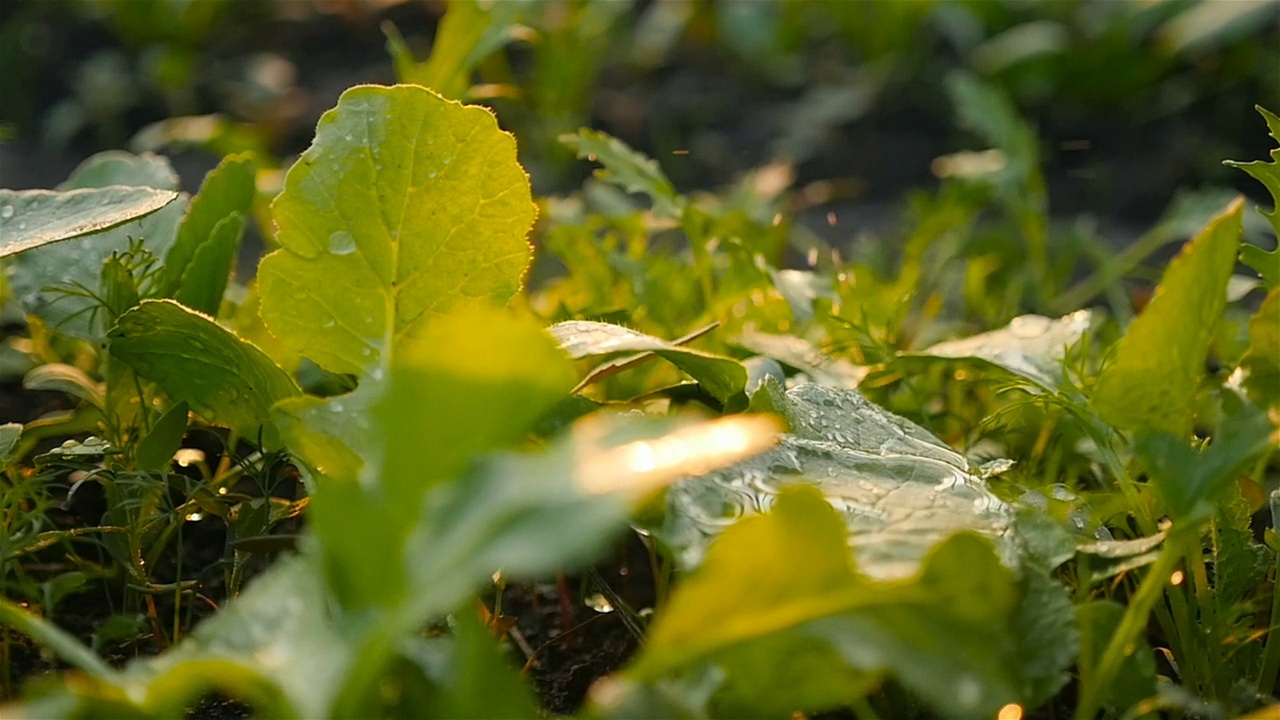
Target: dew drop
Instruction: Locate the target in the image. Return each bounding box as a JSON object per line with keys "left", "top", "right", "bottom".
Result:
{"left": 328, "top": 231, "right": 357, "bottom": 255}
{"left": 323, "top": 319, "right": 336, "bottom": 328}
{"left": 0, "top": 205, "right": 12, "bottom": 219}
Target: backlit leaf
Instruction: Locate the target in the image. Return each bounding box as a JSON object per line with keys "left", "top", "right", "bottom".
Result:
{"left": 910, "top": 310, "right": 1092, "bottom": 389}
{"left": 0, "top": 423, "right": 21, "bottom": 468}
{"left": 1091, "top": 199, "right": 1244, "bottom": 436}
{"left": 403, "top": 412, "right": 779, "bottom": 623}
{"left": 629, "top": 487, "right": 1024, "bottom": 719}
{"left": 560, "top": 129, "right": 683, "bottom": 219}
{"left": 735, "top": 331, "right": 867, "bottom": 388}
{"left": 549, "top": 320, "right": 747, "bottom": 406}
{"left": 385, "top": 2, "right": 526, "bottom": 100}
{"left": 307, "top": 306, "right": 575, "bottom": 609}
{"left": 260, "top": 84, "right": 535, "bottom": 376}
{"left": 1224, "top": 105, "right": 1280, "bottom": 288}
{"left": 163, "top": 152, "right": 256, "bottom": 312}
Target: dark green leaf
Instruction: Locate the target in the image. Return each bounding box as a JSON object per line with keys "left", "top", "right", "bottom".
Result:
{"left": 134, "top": 400, "right": 189, "bottom": 472}
{"left": 1077, "top": 601, "right": 1157, "bottom": 713}
{"left": 108, "top": 300, "right": 300, "bottom": 439}
{"left": 173, "top": 211, "right": 245, "bottom": 316}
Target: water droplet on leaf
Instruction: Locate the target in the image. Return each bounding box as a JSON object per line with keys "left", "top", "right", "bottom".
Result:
{"left": 328, "top": 231, "right": 357, "bottom": 255}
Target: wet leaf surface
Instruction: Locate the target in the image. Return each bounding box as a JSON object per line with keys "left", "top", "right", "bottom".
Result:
{"left": 655, "top": 380, "right": 1015, "bottom": 580}
{"left": 910, "top": 310, "right": 1093, "bottom": 389}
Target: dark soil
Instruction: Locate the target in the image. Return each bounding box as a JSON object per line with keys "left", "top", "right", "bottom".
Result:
{"left": 502, "top": 533, "right": 657, "bottom": 715}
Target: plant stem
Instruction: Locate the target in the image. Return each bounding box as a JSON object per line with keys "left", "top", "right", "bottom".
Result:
{"left": 1076, "top": 537, "right": 1183, "bottom": 720}
{"left": 1258, "top": 554, "right": 1280, "bottom": 695}
{"left": 0, "top": 597, "right": 115, "bottom": 681}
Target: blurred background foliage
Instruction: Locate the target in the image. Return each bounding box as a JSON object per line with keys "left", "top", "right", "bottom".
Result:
{"left": 2, "top": 0, "right": 1276, "bottom": 222}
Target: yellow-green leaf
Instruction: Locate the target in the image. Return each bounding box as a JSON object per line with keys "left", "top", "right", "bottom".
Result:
{"left": 1091, "top": 199, "right": 1244, "bottom": 436}
{"left": 1240, "top": 288, "right": 1280, "bottom": 408}
{"left": 260, "top": 84, "right": 535, "bottom": 376}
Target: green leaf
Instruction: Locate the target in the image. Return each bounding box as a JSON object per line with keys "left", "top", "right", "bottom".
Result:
{"left": 0, "top": 187, "right": 179, "bottom": 258}
{"left": 1213, "top": 481, "right": 1268, "bottom": 614}
{"left": 58, "top": 150, "right": 180, "bottom": 189}
{"left": 402, "top": 413, "right": 780, "bottom": 623}
{"left": 260, "top": 84, "right": 535, "bottom": 377}
{"left": 7, "top": 152, "right": 187, "bottom": 339}
{"left": 1224, "top": 106, "right": 1280, "bottom": 289}
{"left": 163, "top": 152, "right": 256, "bottom": 310}
{"left": 23, "top": 363, "right": 104, "bottom": 407}
{"left": 403, "top": 612, "right": 538, "bottom": 719}
{"left": 1240, "top": 288, "right": 1280, "bottom": 408}
{"left": 1013, "top": 566, "right": 1077, "bottom": 704}
{"left": 1225, "top": 106, "right": 1280, "bottom": 238}
{"left": 128, "top": 554, "right": 344, "bottom": 719}
{"left": 628, "top": 487, "right": 1025, "bottom": 719}
{"left": 909, "top": 310, "right": 1093, "bottom": 390}
{"left": 1091, "top": 199, "right": 1244, "bottom": 436}
{"left": 0, "top": 423, "right": 21, "bottom": 468}
{"left": 1240, "top": 243, "right": 1280, "bottom": 290}
{"left": 548, "top": 320, "right": 747, "bottom": 407}
{"left": 385, "top": 2, "right": 526, "bottom": 100}
{"left": 560, "top": 129, "right": 684, "bottom": 219}
{"left": 1134, "top": 402, "right": 1275, "bottom": 524}
{"left": 134, "top": 400, "right": 189, "bottom": 472}
{"left": 173, "top": 212, "right": 245, "bottom": 316}
{"left": 735, "top": 331, "right": 867, "bottom": 389}
{"left": 654, "top": 380, "right": 1014, "bottom": 580}
{"left": 0, "top": 595, "right": 117, "bottom": 682}
{"left": 1076, "top": 601, "right": 1157, "bottom": 714}
{"left": 108, "top": 300, "right": 300, "bottom": 439}
{"left": 307, "top": 306, "right": 576, "bottom": 609}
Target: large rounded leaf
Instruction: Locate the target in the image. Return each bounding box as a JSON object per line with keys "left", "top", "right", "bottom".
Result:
{"left": 260, "top": 84, "right": 536, "bottom": 376}
{"left": 654, "top": 381, "right": 1015, "bottom": 580}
